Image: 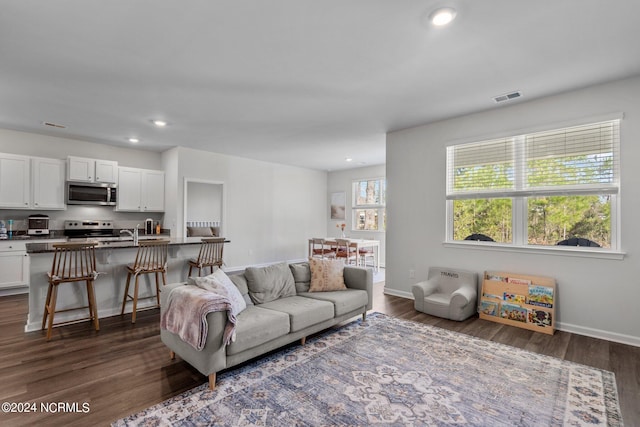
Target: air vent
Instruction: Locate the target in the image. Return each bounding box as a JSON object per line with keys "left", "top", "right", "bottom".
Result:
{"left": 493, "top": 91, "right": 522, "bottom": 103}
{"left": 42, "top": 121, "right": 66, "bottom": 129}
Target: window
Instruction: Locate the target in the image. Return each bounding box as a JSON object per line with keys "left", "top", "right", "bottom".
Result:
{"left": 446, "top": 119, "right": 620, "bottom": 249}
{"left": 352, "top": 178, "right": 386, "bottom": 231}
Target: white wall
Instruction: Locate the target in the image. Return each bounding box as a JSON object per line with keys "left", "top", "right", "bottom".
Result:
{"left": 163, "top": 147, "right": 328, "bottom": 269}
{"left": 328, "top": 164, "right": 386, "bottom": 267}
{"left": 386, "top": 75, "right": 640, "bottom": 345}
{"left": 186, "top": 181, "right": 222, "bottom": 223}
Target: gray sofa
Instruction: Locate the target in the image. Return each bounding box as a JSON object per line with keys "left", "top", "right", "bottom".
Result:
{"left": 160, "top": 261, "right": 373, "bottom": 390}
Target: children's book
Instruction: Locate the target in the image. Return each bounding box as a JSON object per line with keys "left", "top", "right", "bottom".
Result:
{"left": 528, "top": 309, "right": 552, "bottom": 327}
{"left": 482, "top": 292, "right": 502, "bottom": 300}
{"left": 527, "top": 285, "right": 554, "bottom": 308}
{"left": 500, "top": 303, "right": 528, "bottom": 323}
{"left": 503, "top": 292, "right": 526, "bottom": 304}
{"left": 506, "top": 277, "right": 532, "bottom": 286}
{"left": 480, "top": 300, "right": 499, "bottom": 316}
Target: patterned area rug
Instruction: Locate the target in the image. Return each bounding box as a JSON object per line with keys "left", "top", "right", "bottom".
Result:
{"left": 114, "top": 313, "right": 623, "bottom": 426}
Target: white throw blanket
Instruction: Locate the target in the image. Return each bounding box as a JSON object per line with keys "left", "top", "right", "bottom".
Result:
{"left": 161, "top": 285, "right": 238, "bottom": 351}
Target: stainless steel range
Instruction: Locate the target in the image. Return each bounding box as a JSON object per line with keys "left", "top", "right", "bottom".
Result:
{"left": 64, "top": 219, "right": 119, "bottom": 240}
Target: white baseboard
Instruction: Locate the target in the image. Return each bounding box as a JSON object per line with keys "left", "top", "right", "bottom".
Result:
{"left": 381, "top": 288, "right": 640, "bottom": 348}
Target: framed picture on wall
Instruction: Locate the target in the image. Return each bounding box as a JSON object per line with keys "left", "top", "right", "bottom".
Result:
{"left": 330, "top": 192, "right": 346, "bottom": 220}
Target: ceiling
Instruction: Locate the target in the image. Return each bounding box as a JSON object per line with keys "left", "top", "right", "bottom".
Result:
{"left": 2, "top": 1, "right": 640, "bottom": 171}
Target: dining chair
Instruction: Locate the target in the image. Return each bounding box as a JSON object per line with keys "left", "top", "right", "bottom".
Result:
{"left": 335, "top": 238, "right": 357, "bottom": 265}
{"left": 310, "top": 238, "right": 336, "bottom": 259}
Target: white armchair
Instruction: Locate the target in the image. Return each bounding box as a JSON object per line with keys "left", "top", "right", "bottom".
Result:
{"left": 412, "top": 267, "right": 478, "bottom": 321}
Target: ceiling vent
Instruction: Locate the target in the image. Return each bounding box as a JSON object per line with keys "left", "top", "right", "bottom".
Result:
{"left": 493, "top": 91, "right": 522, "bottom": 103}
{"left": 42, "top": 121, "right": 66, "bottom": 129}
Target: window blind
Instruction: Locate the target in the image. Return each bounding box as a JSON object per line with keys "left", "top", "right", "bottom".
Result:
{"left": 446, "top": 119, "right": 620, "bottom": 200}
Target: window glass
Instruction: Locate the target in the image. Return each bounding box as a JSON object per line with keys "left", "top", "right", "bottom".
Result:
{"left": 528, "top": 195, "right": 611, "bottom": 247}
{"left": 453, "top": 198, "right": 512, "bottom": 243}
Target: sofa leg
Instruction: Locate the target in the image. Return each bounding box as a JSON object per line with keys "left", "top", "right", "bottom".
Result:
{"left": 362, "top": 312, "right": 367, "bottom": 322}
{"left": 208, "top": 373, "right": 216, "bottom": 390}
{"left": 301, "top": 337, "right": 306, "bottom": 346}
{"left": 169, "top": 350, "right": 175, "bottom": 360}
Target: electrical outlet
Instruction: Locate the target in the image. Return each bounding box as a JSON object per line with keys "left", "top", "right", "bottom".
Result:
{"left": 409, "top": 269, "right": 415, "bottom": 279}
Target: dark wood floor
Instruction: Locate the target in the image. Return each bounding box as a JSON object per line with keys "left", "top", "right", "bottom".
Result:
{"left": 0, "top": 283, "right": 638, "bottom": 426}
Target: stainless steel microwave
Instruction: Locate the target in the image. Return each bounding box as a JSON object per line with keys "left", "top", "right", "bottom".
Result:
{"left": 66, "top": 182, "right": 117, "bottom": 206}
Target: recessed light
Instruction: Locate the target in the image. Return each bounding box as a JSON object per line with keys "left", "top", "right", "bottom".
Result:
{"left": 128, "top": 137, "right": 139, "bottom": 143}
{"left": 152, "top": 120, "right": 167, "bottom": 127}
{"left": 345, "top": 157, "right": 353, "bottom": 162}
{"left": 430, "top": 8, "right": 456, "bottom": 26}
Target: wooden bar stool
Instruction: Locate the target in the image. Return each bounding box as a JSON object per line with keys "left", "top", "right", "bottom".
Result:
{"left": 42, "top": 241, "right": 100, "bottom": 341}
{"left": 121, "top": 239, "right": 169, "bottom": 323}
{"left": 188, "top": 237, "right": 225, "bottom": 276}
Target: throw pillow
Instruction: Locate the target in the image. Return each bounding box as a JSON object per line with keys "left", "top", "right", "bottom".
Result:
{"left": 187, "top": 226, "right": 214, "bottom": 237}
{"left": 309, "top": 258, "right": 347, "bottom": 292}
{"left": 289, "top": 262, "right": 311, "bottom": 293}
{"left": 192, "top": 270, "right": 247, "bottom": 314}
{"left": 245, "top": 262, "right": 296, "bottom": 304}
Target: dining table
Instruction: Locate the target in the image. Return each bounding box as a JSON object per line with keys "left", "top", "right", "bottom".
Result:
{"left": 308, "top": 237, "right": 380, "bottom": 271}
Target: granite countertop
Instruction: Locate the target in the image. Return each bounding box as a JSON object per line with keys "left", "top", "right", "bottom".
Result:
{"left": 25, "top": 236, "right": 229, "bottom": 253}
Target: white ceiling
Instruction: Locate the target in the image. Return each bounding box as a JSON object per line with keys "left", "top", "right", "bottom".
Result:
{"left": 2, "top": 1, "right": 640, "bottom": 171}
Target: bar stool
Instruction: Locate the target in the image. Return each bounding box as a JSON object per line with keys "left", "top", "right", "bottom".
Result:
{"left": 42, "top": 241, "right": 100, "bottom": 341}
{"left": 121, "top": 239, "right": 169, "bottom": 323}
{"left": 188, "top": 237, "right": 225, "bottom": 276}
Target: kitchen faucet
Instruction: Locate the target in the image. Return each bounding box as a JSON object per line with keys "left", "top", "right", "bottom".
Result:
{"left": 120, "top": 225, "right": 139, "bottom": 245}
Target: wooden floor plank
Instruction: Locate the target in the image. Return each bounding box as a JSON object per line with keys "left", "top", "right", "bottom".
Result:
{"left": 0, "top": 284, "right": 636, "bottom": 426}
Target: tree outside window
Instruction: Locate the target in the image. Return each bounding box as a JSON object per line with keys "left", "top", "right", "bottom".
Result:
{"left": 353, "top": 178, "right": 385, "bottom": 231}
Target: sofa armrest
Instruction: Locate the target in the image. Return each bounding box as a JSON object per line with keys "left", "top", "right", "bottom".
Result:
{"left": 450, "top": 283, "right": 477, "bottom": 309}
{"left": 343, "top": 266, "right": 373, "bottom": 311}
{"left": 160, "top": 282, "right": 228, "bottom": 377}
{"left": 412, "top": 280, "right": 438, "bottom": 312}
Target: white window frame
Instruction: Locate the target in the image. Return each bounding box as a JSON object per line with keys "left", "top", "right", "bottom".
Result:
{"left": 444, "top": 117, "right": 624, "bottom": 259}
{"left": 352, "top": 177, "right": 386, "bottom": 232}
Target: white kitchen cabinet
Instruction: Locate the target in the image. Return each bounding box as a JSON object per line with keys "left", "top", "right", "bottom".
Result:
{"left": 117, "top": 167, "right": 165, "bottom": 212}
{"left": 0, "top": 153, "right": 30, "bottom": 209}
{"left": 31, "top": 157, "right": 66, "bottom": 210}
{"left": 67, "top": 156, "right": 117, "bottom": 183}
{"left": 0, "top": 242, "right": 29, "bottom": 289}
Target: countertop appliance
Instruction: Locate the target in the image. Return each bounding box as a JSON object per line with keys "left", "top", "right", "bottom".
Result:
{"left": 66, "top": 182, "right": 117, "bottom": 206}
{"left": 64, "top": 219, "right": 118, "bottom": 240}
{"left": 28, "top": 214, "right": 50, "bottom": 236}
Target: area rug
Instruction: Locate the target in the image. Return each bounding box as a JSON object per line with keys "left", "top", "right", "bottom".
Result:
{"left": 114, "top": 313, "right": 623, "bottom": 426}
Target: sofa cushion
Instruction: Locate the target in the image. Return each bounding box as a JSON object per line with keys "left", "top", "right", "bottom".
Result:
{"left": 229, "top": 273, "right": 253, "bottom": 306}
{"left": 259, "top": 296, "right": 334, "bottom": 333}
{"left": 245, "top": 262, "right": 296, "bottom": 304}
{"left": 289, "top": 262, "right": 311, "bottom": 293}
{"left": 298, "top": 289, "right": 368, "bottom": 317}
{"left": 309, "top": 258, "right": 347, "bottom": 292}
{"left": 226, "top": 306, "right": 290, "bottom": 356}
{"left": 187, "top": 226, "right": 214, "bottom": 237}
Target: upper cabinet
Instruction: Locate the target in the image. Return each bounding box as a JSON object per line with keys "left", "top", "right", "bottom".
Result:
{"left": 0, "top": 153, "right": 66, "bottom": 210}
{"left": 116, "top": 167, "right": 165, "bottom": 212}
{"left": 31, "top": 157, "right": 66, "bottom": 210}
{"left": 0, "top": 153, "right": 30, "bottom": 209}
{"left": 67, "top": 156, "right": 117, "bottom": 183}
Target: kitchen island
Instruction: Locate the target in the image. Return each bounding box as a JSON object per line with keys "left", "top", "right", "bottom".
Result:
{"left": 24, "top": 237, "right": 220, "bottom": 333}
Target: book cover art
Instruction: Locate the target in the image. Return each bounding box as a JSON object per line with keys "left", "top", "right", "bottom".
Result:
{"left": 480, "top": 300, "right": 499, "bottom": 316}
{"left": 500, "top": 303, "right": 528, "bottom": 323}
{"left": 486, "top": 274, "right": 506, "bottom": 282}
{"left": 529, "top": 309, "right": 552, "bottom": 327}
{"left": 482, "top": 292, "right": 502, "bottom": 300}
{"left": 506, "top": 277, "right": 532, "bottom": 286}
{"left": 503, "top": 292, "right": 526, "bottom": 304}
{"left": 527, "top": 285, "right": 554, "bottom": 308}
